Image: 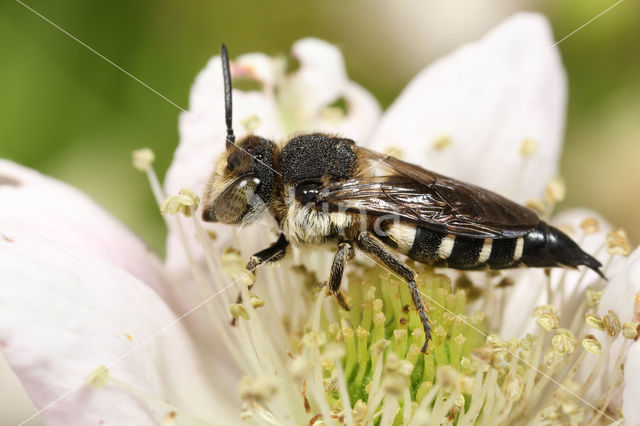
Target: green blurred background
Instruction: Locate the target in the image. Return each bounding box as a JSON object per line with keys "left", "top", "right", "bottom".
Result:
{"left": 1, "top": 0, "right": 638, "bottom": 254}
{"left": 1, "top": 1, "right": 639, "bottom": 423}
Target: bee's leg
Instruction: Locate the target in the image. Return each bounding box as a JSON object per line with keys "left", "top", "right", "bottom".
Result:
{"left": 327, "top": 241, "right": 354, "bottom": 311}
{"left": 245, "top": 233, "right": 290, "bottom": 273}
{"left": 231, "top": 233, "right": 289, "bottom": 325}
{"left": 356, "top": 232, "right": 431, "bottom": 352}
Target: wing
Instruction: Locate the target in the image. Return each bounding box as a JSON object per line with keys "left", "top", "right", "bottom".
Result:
{"left": 316, "top": 147, "right": 540, "bottom": 238}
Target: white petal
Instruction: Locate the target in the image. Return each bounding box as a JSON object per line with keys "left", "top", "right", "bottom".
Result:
{"left": 0, "top": 160, "right": 167, "bottom": 296}
{"left": 0, "top": 236, "right": 239, "bottom": 425}
{"left": 235, "top": 52, "right": 279, "bottom": 91}
{"left": 598, "top": 246, "right": 640, "bottom": 325}
{"left": 579, "top": 246, "right": 640, "bottom": 410}
{"left": 368, "top": 12, "right": 567, "bottom": 203}
{"left": 288, "top": 38, "right": 348, "bottom": 124}
{"left": 314, "top": 81, "right": 382, "bottom": 143}
{"left": 497, "top": 268, "right": 547, "bottom": 339}
{"left": 282, "top": 38, "right": 380, "bottom": 139}
{"left": 550, "top": 208, "right": 614, "bottom": 295}
{"left": 623, "top": 342, "right": 640, "bottom": 424}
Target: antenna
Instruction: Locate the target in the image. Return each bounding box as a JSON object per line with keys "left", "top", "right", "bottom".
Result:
{"left": 221, "top": 44, "right": 235, "bottom": 149}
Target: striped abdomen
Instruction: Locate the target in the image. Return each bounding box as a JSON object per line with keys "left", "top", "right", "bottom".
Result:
{"left": 379, "top": 221, "right": 603, "bottom": 276}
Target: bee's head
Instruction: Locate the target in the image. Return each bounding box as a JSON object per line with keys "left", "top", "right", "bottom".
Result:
{"left": 201, "top": 43, "right": 278, "bottom": 224}
{"left": 202, "top": 135, "right": 276, "bottom": 224}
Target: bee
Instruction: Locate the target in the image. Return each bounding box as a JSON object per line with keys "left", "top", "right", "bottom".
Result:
{"left": 202, "top": 45, "right": 604, "bottom": 352}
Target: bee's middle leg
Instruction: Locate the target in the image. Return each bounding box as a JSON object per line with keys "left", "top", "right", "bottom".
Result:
{"left": 327, "top": 240, "right": 354, "bottom": 311}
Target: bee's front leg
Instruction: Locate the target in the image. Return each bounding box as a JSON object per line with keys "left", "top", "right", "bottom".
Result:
{"left": 231, "top": 233, "right": 289, "bottom": 325}
{"left": 245, "top": 233, "right": 289, "bottom": 273}
{"left": 327, "top": 241, "right": 354, "bottom": 311}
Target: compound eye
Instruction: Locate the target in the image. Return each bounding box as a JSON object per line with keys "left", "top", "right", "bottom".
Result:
{"left": 213, "top": 175, "right": 261, "bottom": 224}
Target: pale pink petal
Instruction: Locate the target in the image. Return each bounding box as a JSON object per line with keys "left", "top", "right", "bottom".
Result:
{"left": 500, "top": 208, "right": 611, "bottom": 338}
{"left": 0, "top": 160, "right": 167, "bottom": 296}
{"left": 368, "top": 12, "right": 566, "bottom": 203}
{"left": 0, "top": 235, "right": 239, "bottom": 425}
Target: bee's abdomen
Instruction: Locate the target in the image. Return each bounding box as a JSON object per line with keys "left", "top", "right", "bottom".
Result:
{"left": 386, "top": 222, "right": 603, "bottom": 277}
{"left": 405, "top": 227, "right": 510, "bottom": 269}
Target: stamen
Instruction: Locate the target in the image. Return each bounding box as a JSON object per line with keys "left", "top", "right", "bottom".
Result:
{"left": 238, "top": 375, "right": 279, "bottom": 404}
{"left": 241, "top": 115, "right": 262, "bottom": 133}
{"left": 131, "top": 148, "right": 155, "bottom": 172}
{"left": 603, "top": 310, "right": 622, "bottom": 336}
{"left": 586, "top": 340, "right": 629, "bottom": 425}
{"left": 432, "top": 135, "right": 452, "bottom": 151}
{"left": 325, "top": 344, "right": 355, "bottom": 426}
{"left": 585, "top": 313, "right": 605, "bottom": 331}
{"left": 622, "top": 321, "right": 639, "bottom": 339}
{"left": 134, "top": 156, "right": 251, "bottom": 373}
{"left": 545, "top": 177, "right": 566, "bottom": 205}
{"left": 161, "top": 189, "right": 199, "bottom": 217}
{"left": 230, "top": 303, "right": 249, "bottom": 320}
{"left": 580, "top": 217, "right": 600, "bottom": 234}
{"left": 87, "top": 365, "right": 110, "bottom": 389}
{"left": 582, "top": 335, "right": 602, "bottom": 354}
{"left": 525, "top": 198, "right": 546, "bottom": 215}
{"left": 89, "top": 365, "right": 211, "bottom": 425}
{"left": 520, "top": 138, "right": 539, "bottom": 157}
{"left": 606, "top": 228, "right": 632, "bottom": 256}
{"left": 534, "top": 305, "right": 559, "bottom": 331}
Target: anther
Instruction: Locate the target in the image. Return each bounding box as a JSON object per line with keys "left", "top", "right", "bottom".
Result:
{"left": 520, "top": 138, "right": 539, "bottom": 157}
{"left": 582, "top": 335, "right": 602, "bottom": 354}
{"left": 87, "top": 365, "right": 110, "bottom": 389}
{"left": 606, "top": 228, "right": 631, "bottom": 256}
{"left": 580, "top": 217, "right": 600, "bottom": 234}
{"left": 432, "top": 135, "right": 452, "bottom": 150}
{"left": 585, "top": 313, "right": 605, "bottom": 331}
{"left": 545, "top": 177, "right": 566, "bottom": 205}
{"left": 132, "top": 148, "right": 155, "bottom": 172}
{"left": 603, "top": 310, "right": 621, "bottom": 336}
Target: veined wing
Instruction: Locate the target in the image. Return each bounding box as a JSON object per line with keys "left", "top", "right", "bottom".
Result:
{"left": 319, "top": 147, "right": 540, "bottom": 238}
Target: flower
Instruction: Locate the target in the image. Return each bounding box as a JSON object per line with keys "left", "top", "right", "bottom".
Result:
{"left": 1, "top": 12, "right": 638, "bottom": 426}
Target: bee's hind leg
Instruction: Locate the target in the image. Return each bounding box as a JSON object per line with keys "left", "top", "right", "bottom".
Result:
{"left": 356, "top": 232, "right": 432, "bottom": 353}
{"left": 327, "top": 240, "right": 355, "bottom": 311}
{"left": 230, "top": 233, "right": 289, "bottom": 325}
